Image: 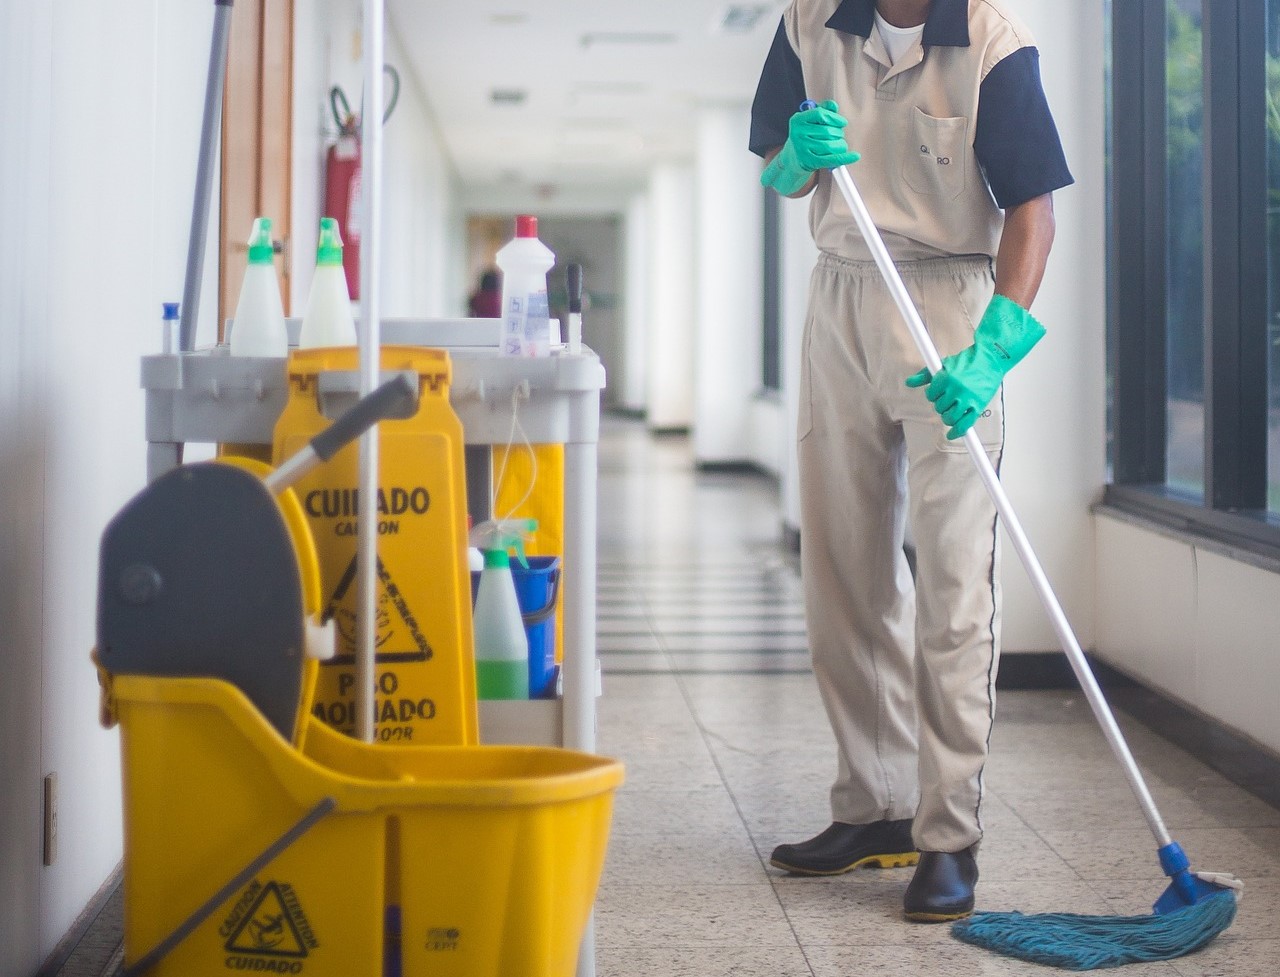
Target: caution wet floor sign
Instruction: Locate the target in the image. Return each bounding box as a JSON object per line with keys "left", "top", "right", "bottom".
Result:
{"left": 273, "top": 347, "right": 477, "bottom": 745}
{"left": 221, "top": 880, "right": 318, "bottom": 966}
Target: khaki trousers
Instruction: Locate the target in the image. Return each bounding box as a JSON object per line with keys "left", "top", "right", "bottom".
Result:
{"left": 798, "top": 252, "right": 1003, "bottom": 854}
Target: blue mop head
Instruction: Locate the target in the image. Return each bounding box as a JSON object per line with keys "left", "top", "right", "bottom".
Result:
{"left": 952, "top": 843, "right": 1239, "bottom": 969}
{"left": 951, "top": 891, "right": 1236, "bottom": 970}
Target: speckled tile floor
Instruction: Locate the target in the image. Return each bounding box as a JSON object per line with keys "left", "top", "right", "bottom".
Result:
{"left": 54, "top": 416, "right": 1279, "bottom": 977}
{"left": 590, "top": 417, "right": 1279, "bottom": 977}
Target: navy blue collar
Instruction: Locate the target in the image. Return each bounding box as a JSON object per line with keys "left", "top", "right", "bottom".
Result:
{"left": 825, "top": 0, "right": 971, "bottom": 48}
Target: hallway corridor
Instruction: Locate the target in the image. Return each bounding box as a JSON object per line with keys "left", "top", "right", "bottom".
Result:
{"left": 591, "top": 417, "right": 1279, "bottom": 977}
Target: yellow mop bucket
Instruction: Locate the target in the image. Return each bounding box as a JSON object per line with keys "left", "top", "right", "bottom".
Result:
{"left": 97, "top": 380, "right": 623, "bottom": 977}
{"left": 103, "top": 673, "right": 622, "bottom": 977}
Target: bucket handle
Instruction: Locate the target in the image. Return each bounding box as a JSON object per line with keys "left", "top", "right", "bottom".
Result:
{"left": 521, "top": 567, "right": 561, "bottom": 627}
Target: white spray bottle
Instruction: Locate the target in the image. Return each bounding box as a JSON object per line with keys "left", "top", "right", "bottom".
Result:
{"left": 299, "top": 217, "right": 358, "bottom": 348}
{"left": 229, "top": 217, "right": 288, "bottom": 357}
{"left": 469, "top": 518, "right": 537, "bottom": 700}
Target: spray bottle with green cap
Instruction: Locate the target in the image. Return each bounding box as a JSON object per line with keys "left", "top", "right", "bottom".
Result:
{"left": 229, "top": 217, "right": 289, "bottom": 357}
{"left": 299, "top": 217, "right": 358, "bottom": 348}
{"left": 469, "top": 517, "right": 537, "bottom": 700}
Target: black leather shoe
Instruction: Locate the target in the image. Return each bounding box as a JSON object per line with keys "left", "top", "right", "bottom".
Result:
{"left": 903, "top": 846, "right": 979, "bottom": 922}
{"left": 770, "top": 820, "right": 917, "bottom": 875}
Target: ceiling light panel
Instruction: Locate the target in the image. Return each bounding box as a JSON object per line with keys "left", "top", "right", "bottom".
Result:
{"left": 580, "top": 32, "right": 678, "bottom": 48}
{"left": 490, "top": 88, "right": 528, "bottom": 105}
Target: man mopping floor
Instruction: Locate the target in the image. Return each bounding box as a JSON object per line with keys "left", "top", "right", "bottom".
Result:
{"left": 749, "top": 0, "right": 1071, "bottom": 922}
{"left": 747, "top": 5, "right": 1239, "bottom": 973}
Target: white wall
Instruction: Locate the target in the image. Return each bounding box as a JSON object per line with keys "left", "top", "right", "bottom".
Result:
{"left": 0, "top": 4, "right": 461, "bottom": 972}
{"left": 1, "top": 2, "right": 226, "bottom": 971}
{"left": 778, "top": 197, "right": 820, "bottom": 534}
{"left": 0, "top": 7, "right": 53, "bottom": 973}
{"left": 1096, "top": 515, "right": 1280, "bottom": 755}
{"left": 693, "top": 103, "right": 765, "bottom": 464}
{"left": 996, "top": 0, "right": 1108, "bottom": 653}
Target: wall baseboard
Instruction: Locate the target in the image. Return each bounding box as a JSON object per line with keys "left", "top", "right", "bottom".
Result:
{"left": 782, "top": 524, "right": 800, "bottom": 554}
{"left": 604, "top": 406, "right": 647, "bottom": 422}
{"left": 995, "top": 651, "right": 1084, "bottom": 689}
{"left": 1090, "top": 659, "right": 1280, "bottom": 812}
{"left": 996, "top": 652, "right": 1280, "bottom": 812}
{"left": 695, "top": 460, "right": 772, "bottom": 476}
{"left": 36, "top": 863, "right": 122, "bottom": 977}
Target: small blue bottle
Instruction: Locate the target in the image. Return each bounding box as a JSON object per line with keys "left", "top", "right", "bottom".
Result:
{"left": 161, "top": 302, "right": 180, "bottom": 355}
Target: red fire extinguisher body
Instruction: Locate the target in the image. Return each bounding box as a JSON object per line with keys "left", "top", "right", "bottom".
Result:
{"left": 323, "top": 136, "right": 362, "bottom": 300}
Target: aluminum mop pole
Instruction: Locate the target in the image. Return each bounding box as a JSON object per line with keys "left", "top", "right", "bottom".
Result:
{"left": 811, "top": 124, "right": 1238, "bottom": 967}
{"left": 179, "top": 0, "right": 234, "bottom": 354}
{"left": 354, "top": 0, "right": 386, "bottom": 745}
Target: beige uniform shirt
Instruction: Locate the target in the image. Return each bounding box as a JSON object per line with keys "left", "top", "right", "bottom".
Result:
{"left": 750, "top": 0, "right": 1073, "bottom": 261}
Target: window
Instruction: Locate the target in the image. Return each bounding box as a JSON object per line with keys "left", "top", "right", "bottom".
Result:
{"left": 1165, "top": 2, "right": 1205, "bottom": 499}
{"left": 1107, "top": 1, "right": 1280, "bottom": 553}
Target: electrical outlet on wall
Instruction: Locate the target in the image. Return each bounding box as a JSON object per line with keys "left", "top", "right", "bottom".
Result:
{"left": 43, "top": 773, "right": 57, "bottom": 866}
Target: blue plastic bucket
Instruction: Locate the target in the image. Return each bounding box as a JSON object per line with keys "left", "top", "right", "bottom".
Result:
{"left": 511, "top": 556, "right": 560, "bottom": 699}
{"left": 470, "top": 556, "right": 561, "bottom": 699}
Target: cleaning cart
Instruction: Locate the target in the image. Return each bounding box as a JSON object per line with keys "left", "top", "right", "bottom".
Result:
{"left": 142, "top": 326, "right": 607, "bottom": 757}
{"left": 126, "top": 1, "right": 617, "bottom": 970}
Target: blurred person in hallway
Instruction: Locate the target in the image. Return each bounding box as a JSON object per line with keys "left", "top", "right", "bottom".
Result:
{"left": 468, "top": 269, "right": 502, "bottom": 318}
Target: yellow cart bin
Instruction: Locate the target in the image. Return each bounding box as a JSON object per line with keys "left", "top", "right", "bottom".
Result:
{"left": 108, "top": 673, "right": 623, "bottom": 977}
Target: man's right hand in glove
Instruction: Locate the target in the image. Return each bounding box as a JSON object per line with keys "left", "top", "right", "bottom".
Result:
{"left": 761, "top": 100, "right": 861, "bottom": 196}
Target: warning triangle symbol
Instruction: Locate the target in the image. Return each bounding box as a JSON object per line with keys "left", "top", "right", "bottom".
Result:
{"left": 224, "top": 882, "right": 308, "bottom": 957}
{"left": 323, "top": 555, "right": 432, "bottom": 662}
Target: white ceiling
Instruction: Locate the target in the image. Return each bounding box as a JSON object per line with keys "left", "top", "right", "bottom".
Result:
{"left": 386, "top": 1, "right": 786, "bottom": 193}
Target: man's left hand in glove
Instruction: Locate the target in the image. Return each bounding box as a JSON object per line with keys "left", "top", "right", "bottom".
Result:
{"left": 905, "top": 294, "right": 1046, "bottom": 440}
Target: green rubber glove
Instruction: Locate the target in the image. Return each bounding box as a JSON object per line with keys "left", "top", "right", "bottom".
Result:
{"left": 761, "top": 100, "right": 861, "bottom": 195}
{"left": 905, "top": 294, "right": 1046, "bottom": 440}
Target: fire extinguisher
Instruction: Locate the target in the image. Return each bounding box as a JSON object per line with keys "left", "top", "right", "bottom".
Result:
{"left": 324, "top": 66, "right": 400, "bottom": 302}
{"left": 323, "top": 122, "right": 362, "bottom": 300}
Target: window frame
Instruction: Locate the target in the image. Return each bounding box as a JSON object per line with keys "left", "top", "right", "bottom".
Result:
{"left": 1104, "top": 0, "right": 1280, "bottom": 556}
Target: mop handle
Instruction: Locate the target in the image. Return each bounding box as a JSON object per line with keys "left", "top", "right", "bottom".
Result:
{"left": 179, "top": 0, "right": 235, "bottom": 354}
{"left": 355, "top": 0, "right": 387, "bottom": 744}
{"left": 817, "top": 147, "right": 1173, "bottom": 849}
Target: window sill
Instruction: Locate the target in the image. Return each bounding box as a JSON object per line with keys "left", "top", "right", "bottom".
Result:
{"left": 1098, "top": 484, "right": 1280, "bottom": 574}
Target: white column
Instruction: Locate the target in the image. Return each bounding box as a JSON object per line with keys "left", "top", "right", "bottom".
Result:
{"left": 778, "top": 195, "right": 820, "bottom": 536}
{"left": 645, "top": 162, "right": 696, "bottom": 430}
{"left": 993, "top": 0, "right": 1105, "bottom": 652}
{"left": 619, "top": 193, "right": 649, "bottom": 413}
{"left": 693, "top": 102, "right": 763, "bottom": 463}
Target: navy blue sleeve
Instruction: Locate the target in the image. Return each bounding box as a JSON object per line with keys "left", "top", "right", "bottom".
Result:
{"left": 749, "top": 18, "right": 806, "bottom": 157}
{"left": 974, "top": 47, "right": 1074, "bottom": 208}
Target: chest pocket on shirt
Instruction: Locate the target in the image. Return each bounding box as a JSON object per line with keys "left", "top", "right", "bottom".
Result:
{"left": 904, "top": 107, "right": 967, "bottom": 200}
